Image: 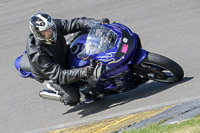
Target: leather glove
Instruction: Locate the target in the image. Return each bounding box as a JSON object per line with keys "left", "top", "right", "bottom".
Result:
{"left": 100, "top": 18, "right": 110, "bottom": 24}
{"left": 80, "top": 66, "right": 95, "bottom": 79}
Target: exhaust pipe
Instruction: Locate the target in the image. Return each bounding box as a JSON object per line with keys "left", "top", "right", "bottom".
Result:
{"left": 39, "top": 89, "right": 62, "bottom": 102}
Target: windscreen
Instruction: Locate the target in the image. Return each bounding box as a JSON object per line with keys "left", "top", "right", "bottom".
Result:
{"left": 78, "top": 23, "right": 117, "bottom": 59}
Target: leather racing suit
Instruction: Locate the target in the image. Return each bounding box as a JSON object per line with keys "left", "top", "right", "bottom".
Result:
{"left": 26, "top": 17, "right": 98, "bottom": 105}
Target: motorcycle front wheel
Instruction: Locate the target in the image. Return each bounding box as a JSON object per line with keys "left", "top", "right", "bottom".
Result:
{"left": 140, "top": 52, "right": 184, "bottom": 83}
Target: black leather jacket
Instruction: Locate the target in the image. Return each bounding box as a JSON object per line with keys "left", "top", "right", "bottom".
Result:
{"left": 26, "top": 17, "right": 98, "bottom": 85}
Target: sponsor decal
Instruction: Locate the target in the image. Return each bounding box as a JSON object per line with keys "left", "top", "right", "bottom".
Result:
{"left": 121, "top": 44, "right": 128, "bottom": 53}
{"left": 123, "top": 38, "right": 128, "bottom": 43}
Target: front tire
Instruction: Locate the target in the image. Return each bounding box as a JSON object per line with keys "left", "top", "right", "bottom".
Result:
{"left": 140, "top": 52, "right": 184, "bottom": 83}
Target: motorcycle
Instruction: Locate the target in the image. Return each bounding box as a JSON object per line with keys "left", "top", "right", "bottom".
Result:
{"left": 14, "top": 22, "right": 184, "bottom": 104}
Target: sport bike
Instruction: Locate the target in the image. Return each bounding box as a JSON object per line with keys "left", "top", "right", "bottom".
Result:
{"left": 14, "top": 23, "right": 184, "bottom": 103}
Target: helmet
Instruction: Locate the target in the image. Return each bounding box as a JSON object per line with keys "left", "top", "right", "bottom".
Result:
{"left": 29, "top": 13, "right": 57, "bottom": 45}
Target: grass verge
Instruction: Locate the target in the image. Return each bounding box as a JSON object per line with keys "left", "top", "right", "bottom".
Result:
{"left": 122, "top": 115, "right": 200, "bottom": 133}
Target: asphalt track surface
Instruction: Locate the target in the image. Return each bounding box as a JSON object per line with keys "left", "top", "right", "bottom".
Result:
{"left": 0, "top": 0, "right": 200, "bottom": 133}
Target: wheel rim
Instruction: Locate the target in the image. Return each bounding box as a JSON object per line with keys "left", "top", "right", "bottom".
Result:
{"left": 141, "top": 62, "right": 176, "bottom": 83}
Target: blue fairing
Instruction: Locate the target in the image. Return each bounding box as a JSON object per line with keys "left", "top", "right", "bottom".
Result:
{"left": 77, "top": 23, "right": 140, "bottom": 69}
{"left": 66, "top": 34, "right": 90, "bottom": 69}
{"left": 105, "top": 23, "right": 148, "bottom": 65}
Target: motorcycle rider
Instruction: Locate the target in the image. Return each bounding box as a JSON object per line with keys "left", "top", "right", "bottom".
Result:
{"left": 27, "top": 13, "right": 109, "bottom": 106}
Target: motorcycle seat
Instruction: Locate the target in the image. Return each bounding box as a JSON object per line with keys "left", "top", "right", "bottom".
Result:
{"left": 20, "top": 53, "right": 31, "bottom": 72}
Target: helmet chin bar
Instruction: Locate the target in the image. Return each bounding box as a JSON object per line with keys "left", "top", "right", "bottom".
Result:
{"left": 43, "top": 38, "right": 56, "bottom": 45}
{"left": 36, "top": 32, "right": 57, "bottom": 45}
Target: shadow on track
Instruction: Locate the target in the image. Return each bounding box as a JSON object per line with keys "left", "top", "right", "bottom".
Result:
{"left": 63, "top": 77, "right": 193, "bottom": 117}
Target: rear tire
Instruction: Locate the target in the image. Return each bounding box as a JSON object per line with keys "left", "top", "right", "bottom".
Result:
{"left": 140, "top": 52, "right": 184, "bottom": 83}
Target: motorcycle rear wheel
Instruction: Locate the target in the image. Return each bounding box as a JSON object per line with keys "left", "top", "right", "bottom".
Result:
{"left": 140, "top": 52, "right": 184, "bottom": 83}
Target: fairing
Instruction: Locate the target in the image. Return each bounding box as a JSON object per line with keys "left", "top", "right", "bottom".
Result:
{"left": 78, "top": 23, "right": 139, "bottom": 69}
{"left": 66, "top": 34, "right": 90, "bottom": 69}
